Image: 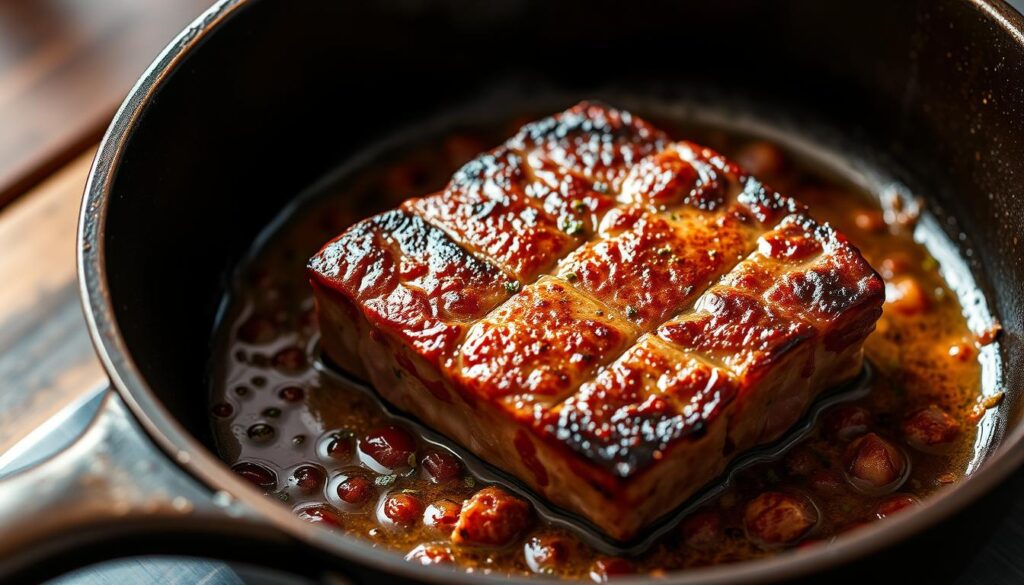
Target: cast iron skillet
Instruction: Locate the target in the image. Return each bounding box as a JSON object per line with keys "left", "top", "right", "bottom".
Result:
{"left": 0, "top": 0, "right": 1021, "bottom": 582}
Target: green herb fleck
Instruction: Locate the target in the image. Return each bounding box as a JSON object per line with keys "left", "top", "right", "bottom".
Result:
{"left": 407, "top": 452, "right": 417, "bottom": 468}
{"left": 593, "top": 183, "right": 610, "bottom": 194}
{"left": 560, "top": 217, "right": 585, "bottom": 236}
{"left": 504, "top": 281, "right": 520, "bottom": 294}
{"left": 463, "top": 476, "right": 476, "bottom": 488}
{"left": 625, "top": 305, "right": 638, "bottom": 319}
{"left": 563, "top": 271, "right": 579, "bottom": 283}
{"left": 571, "top": 199, "right": 589, "bottom": 213}
{"left": 658, "top": 246, "right": 672, "bottom": 257}
{"left": 375, "top": 474, "right": 397, "bottom": 487}
{"left": 921, "top": 255, "right": 939, "bottom": 271}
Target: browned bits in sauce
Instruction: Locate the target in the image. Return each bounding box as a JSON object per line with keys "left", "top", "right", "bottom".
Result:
{"left": 421, "top": 451, "right": 463, "bottom": 483}
{"left": 976, "top": 321, "right": 1003, "bottom": 345}
{"left": 423, "top": 499, "right": 462, "bottom": 534}
{"left": 405, "top": 543, "right": 455, "bottom": 565}
{"left": 296, "top": 504, "right": 343, "bottom": 528}
{"left": 875, "top": 494, "right": 919, "bottom": 519}
{"left": 902, "top": 405, "right": 960, "bottom": 453}
{"left": 336, "top": 476, "right": 374, "bottom": 505}
{"left": 886, "top": 276, "right": 931, "bottom": 315}
{"left": 211, "top": 125, "right": 989, "bottom": 578}
{"left": 290, "top": 465, "right": 326, "bottom": 494}
{"left": 361, "top": 426, "right": 417, "bottom": 470}
{"left": 982, "top": 392, "right": 1005, "bottom": 409}
{"left": 452, "top": 487, "right": 532, "bottom": 547}
{"left": 232, "top": 461, "right": 276, "bottom": 489}
{"left": 278, "top": 385, "right": 305, "bottom": 402}
{"left": 743, "top": 492, "right": 819, "bottom": 548}
{"left": 381, "top": 492, "right": 426, "bottom": 526}
{"left": 323, "top": 431, "right": 354, "bottom": 461}
{"left": 969, "top": 392, "right": 1005, "bottom": 422}
{"left": 524, "top": 533, "right": 575, "bottom": 574}
{"left": 843, "top": 434, "right": 909, "bottom": 495}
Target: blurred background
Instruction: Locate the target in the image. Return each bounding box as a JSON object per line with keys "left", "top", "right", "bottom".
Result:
{"left": 0, "top": 1, "right": 1022, "bottom": 584}
{"left": 0, "top": 0, "right": 210, "bottom": 206}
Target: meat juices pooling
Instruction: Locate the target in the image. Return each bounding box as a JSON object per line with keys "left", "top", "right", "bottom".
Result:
{"left": 211, "top": 106, "right": 995, "bottom": 579}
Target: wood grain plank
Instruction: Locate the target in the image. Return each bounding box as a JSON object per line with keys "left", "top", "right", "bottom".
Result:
{"left": 0, "top": 0, "right": 211, "bottom": 208}
{"left": 0, "top": 148, "right": 105, "bottom": 455}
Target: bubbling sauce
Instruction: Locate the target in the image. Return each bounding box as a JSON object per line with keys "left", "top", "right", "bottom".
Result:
{"left": 211, "top": 113, "right": 997, "bottom": 579}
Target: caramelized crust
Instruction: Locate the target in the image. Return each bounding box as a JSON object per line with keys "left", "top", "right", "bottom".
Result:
{"left": 761, "top": 216, "right": 885, "bottom": 351}
{"left": 659, "top": 289, "right": 816, "bottom": 383}
{"left": 660, "top": 214, "right": 882, "bottom": 379}
{"left": 408, "top": 149, "right": 577, "bottom": 282}
{"left": 308, "top": 209, "right": 509, "bottom": 362}
{"left": 452, "top": 276, "right": 636, "bottom": 403}
{"left": 557, "top": 206, "right": 758, "bottom": 329}
{"left": 548, "top": 336, "right": 736, "bottom": 477}
{"left": 509, "top": 101, "right": 668, "bottom": 192}
{"left": 309, "top": 103, "right": 884, "bottom": 540}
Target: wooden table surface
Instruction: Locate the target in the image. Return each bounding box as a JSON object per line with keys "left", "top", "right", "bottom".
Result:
{"left": 0, "top": 0, "right": 210, "bottom": 454}
{"left": 0, "top": 148, "right": 103, "bottom": 454}
{"left": 0, "top": 0, "right": 210, "bottom": 208}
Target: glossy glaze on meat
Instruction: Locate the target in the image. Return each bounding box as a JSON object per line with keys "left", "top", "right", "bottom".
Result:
{"left": 307, "top": 103, "right": 885, "bottom": 540}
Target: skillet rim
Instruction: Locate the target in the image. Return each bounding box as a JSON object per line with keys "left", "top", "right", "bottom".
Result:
{"left": 77, "top": 0, "right": 1024, "bottom": 582}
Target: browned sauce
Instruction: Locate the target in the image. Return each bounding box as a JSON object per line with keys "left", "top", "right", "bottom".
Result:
{"left": 211, "top": 116, "right": 995, "bottom": 579}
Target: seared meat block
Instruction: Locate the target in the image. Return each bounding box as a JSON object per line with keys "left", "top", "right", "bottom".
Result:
{"left": 309, "top": 102, "right": 883, "bottom": 540}
{"left": 454, "top": 276, "right": 637, "bottom": 402}
{"left": 307, "top": 209, "right": 511, "bottom": 375}
{"left": 407, "top": 149, "right": 579, "bottom": 282}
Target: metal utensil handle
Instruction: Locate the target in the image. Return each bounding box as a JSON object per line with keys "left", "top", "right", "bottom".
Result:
{"left": 0, "top": 389, "right": 278, "bottom": 583}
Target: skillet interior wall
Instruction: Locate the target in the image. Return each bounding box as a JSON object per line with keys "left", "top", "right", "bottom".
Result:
{"left": 103, "top": 0, "right": 1021, "bottom": 452}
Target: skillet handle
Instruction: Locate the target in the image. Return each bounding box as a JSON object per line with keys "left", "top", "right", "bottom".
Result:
{"left": 0, "top": 388, "right": 290, "bottom": 583}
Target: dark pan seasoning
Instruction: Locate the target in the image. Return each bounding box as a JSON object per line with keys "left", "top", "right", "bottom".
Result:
{"left": 210, "top": 109, "right": 996, "bottom": 580}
